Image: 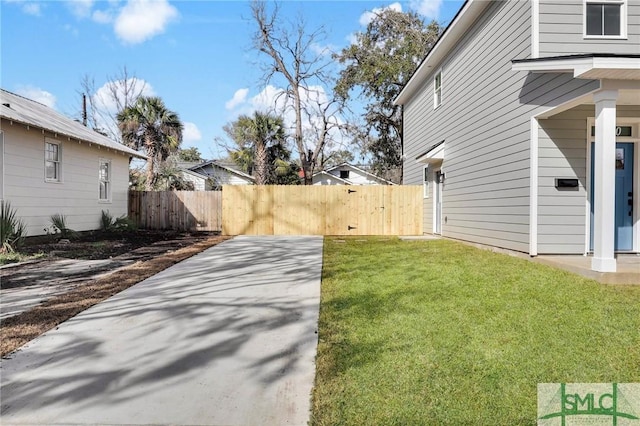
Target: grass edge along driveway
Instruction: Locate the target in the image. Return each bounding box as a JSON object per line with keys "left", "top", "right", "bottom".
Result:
{"left": 311, "top": 237, "right": 640, "bottom": 425}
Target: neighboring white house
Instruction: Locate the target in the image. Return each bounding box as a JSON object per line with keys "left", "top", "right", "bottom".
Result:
{"left": 187, "top": 160, "right": 255, "bottom": 188}
{"left": 312, "top": 163, "right": 395, "bottom": 186}
{"left": 0, "top": 88, "right": 146, "bottom": 236}
{"left": 395, "top": 0, "right": 639, "bottom": 273}
{"left": 179, "top": 168, "right": 211, "bottom": 191}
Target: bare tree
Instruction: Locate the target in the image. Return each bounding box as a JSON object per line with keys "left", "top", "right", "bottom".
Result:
{"left": 77, "top": 66, "right": 148, "bottom": 142}
{"left": 250, "top": 1, "right": 345, "bottom": 184}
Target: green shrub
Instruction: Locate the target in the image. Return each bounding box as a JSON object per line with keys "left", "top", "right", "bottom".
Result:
{"left": 46, "top": 214, "right": 79, "bottom": 240}
{"left": 100, "top": 210, "right": 137, "bottom": 232}
{"left": 0, "top": 201, "right": 26, "bottom": 253}
{"left": 100, "top": 210, "right": 114, "bottom": 232}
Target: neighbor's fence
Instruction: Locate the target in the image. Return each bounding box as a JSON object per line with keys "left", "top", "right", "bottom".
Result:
{"left": 222, "top": 185, "right": 423, "bottom": 236}
{"left": 129, "top": 190, "right": 222, "bottom": 232}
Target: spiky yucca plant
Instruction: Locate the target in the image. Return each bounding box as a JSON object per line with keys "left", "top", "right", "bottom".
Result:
{"left": 0, "top": 201, "right": 26, "bottom": 253}
{"left": 49, "top": 214, "right": 79, "bottom": 240}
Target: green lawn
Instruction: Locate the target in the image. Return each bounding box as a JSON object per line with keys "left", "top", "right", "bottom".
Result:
{"left": 311, "top": 237, "right": 640, "bottom": 425}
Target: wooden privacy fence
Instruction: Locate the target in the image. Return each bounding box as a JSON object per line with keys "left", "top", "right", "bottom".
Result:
{"left": 129, "top": 190, "right": 222, "bottom": 231}
{"left": 222, "top": 185, "right": 423, "bottom": 235}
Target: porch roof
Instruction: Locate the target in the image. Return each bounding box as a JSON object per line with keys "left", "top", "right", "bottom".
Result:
{"left": 415, "top": 140, "right": 445, "bottom": 163}
{"left": 512, "top": 54, "right": 640, "bottom": 80}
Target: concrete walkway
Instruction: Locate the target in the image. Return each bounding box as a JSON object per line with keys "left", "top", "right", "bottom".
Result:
{"left": 0, "top": 235, "right": 323, "bottom": 426}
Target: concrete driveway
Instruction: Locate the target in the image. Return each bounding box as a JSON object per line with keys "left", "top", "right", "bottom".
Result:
{"left": 0, "top": 235, "right": 323, "bottom": 426}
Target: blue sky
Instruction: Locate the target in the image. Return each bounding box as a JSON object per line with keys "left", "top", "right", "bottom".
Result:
{"left": 1, "top": 0, "right": 464, "bottom": 159}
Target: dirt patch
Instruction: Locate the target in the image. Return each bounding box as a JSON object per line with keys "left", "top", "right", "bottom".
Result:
{"left": 1, "top": 231, "right": 230, "bottom": 357}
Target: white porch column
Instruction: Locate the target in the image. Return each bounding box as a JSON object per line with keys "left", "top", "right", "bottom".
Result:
{"left": 591, "top": 90, "right": 618, "bottom": 273}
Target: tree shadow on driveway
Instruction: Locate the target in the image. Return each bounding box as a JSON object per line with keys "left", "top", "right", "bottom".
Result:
{"left": 1, "top": 236, "right": 323, "bottom": 425}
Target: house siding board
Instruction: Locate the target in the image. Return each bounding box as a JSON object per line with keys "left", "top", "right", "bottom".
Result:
{"left": 535, "top": 105, "right": 640, "bottom": 254}
{"left": 537, "top": 107, "right": 588, "bottom": 254}
{"left": 404, "top": 0, "right": 536, "bottom": 252}
{"left": 423, "top": 197, "right": 433, "bottom": 233}
{"left": 539, "top": 0, "right": 640, "bottom": 56}
{"left": 2, "top": 123, "right": 130, "bottom": 236}
{"left": 194, "top": 164, "right": 252, "bottom": 186}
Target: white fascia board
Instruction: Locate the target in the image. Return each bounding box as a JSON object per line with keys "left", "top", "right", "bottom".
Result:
{"left": 512, "top": 57, "right": 640, "bottom": 78}
{"left": 416, "top": 144, "right": 445, "bottom": 163}
{"left": 395, "top": 0, "right": 491, "bottom": 106}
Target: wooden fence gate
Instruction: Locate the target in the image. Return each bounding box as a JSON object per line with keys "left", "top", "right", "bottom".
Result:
{"left": 222, "top": 185, "right": 422, "bottom": 235}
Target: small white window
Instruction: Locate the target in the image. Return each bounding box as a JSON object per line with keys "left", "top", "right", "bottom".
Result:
{"left": 423, "top": 165, "right": 430, "bottom": 198}
{"left": 585, "top": 0, "right": 626, "bottom": 37}
{"left": 99, "top": 159, "right": 111, "bottom": 201}
{"left": 45, "top": 140, "right": 61, "bottom": 182}
{"left": 434, "top": 72, "right": 442, "bottom": 108}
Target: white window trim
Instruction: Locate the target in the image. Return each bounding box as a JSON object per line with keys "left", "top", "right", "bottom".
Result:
{"left": 583, "top": 0, "right": 627, "bottom": 39}
{"left": 99, "top": 158, "right": 112, "bottom": 203}
{"left": 423, "top": 165, "right": 430, "bottom": 198}
{"left": 433, "top": 70, "right": 442, "bottom": 110}
{"left": 45, "top": 138, "right": 62, "bottom": 183}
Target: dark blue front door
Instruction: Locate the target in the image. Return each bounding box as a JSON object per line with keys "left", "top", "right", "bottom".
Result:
{"left": 590, "top": 142, "right": 635, "bottom": 251}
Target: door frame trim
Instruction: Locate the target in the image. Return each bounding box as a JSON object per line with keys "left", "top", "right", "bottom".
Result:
{"left": 433, "top": 167, "right": 443, "bottom": 235}
{"left": 586, "top": 117, "right": 640, "bottom": 253}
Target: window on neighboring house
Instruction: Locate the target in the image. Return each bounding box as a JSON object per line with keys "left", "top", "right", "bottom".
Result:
{"left": 99, "top": 159, "right": 111, "bottom": 201}
{"left": 45, "top": 140, "right": 61, "bottom": 182}
{"left": 585, "top": 0, "right": 625, "bottom": 37}
{"left": 434, "top": 72, "right": 442, "bottom": 108}
{"left": 340, "top": 170, "right": 350, "bottom": 179}
{"left": 423, "top": 165, "right": 430, "bottom": 198}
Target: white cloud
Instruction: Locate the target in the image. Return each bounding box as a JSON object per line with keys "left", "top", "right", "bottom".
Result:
{"left": 67, "top": 0, "right": 94, "bottom": 18}
{"left": 15, "top": 85, "right": 56, "bottom": 108}
{"left": 92, "top": 9, "right": 114, "bottom": 24}
{"left": 227, "top": 85, "right": 348, "bottom": 153}
{"left": 91, "top": 78, "right": 155, "bottom": 137}
{"left": 311, "top": 42, "right": 335, "bottom": 58}
{"left": 63, "top": 23, "right": 79, "bottom": 37}
{"left": 183, "top": 122, "right": 202, "bottom": 142}
{"left": 225, "top": 88, "right": 249, "bottom": 110}
{"left": 5, "top": 0, "right": 42, "bottom": 16}
{"left": 93, "top": 78, "right": 155, "bottom": 113}
{"left": 409, "top": 0, "right": 443, "bottom": 19}
{"left": 114, "top": 0, "right": 179, "bottom": 44}
{"left": 358, "top": 2, "right": 402, "bottom": 27}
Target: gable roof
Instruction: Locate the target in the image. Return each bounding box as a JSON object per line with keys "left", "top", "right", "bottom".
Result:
{"left": 0, "top": 89, "right": 146, "bottom": 159}
{"left": 189, "top": 160, "right": 255, "bottom": 182}
{"left": 312, "top": 170, "right": 351, "bottom": 185}
{"left": 322, "top": 163, "right": 396, "bottom": 185}
{"left": 394, "top": 0, "right": 491, "bottom": 105}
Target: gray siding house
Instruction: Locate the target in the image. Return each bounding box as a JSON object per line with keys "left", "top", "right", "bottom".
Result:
{"left": 396, "top": 0, "right": 639, "bottom": 273}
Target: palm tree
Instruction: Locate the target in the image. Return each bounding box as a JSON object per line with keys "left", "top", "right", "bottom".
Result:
{"left": 117, "top": 96, "right": 183, "bottom": 190}
{"left": 225, "top": 112, "right": 287, "bottom": 185}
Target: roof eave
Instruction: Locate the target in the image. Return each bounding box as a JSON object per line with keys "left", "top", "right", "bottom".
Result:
{"left": 0, "top": 115, "right": 147, "bottom": 159}
{"left": 512, "top": 56, "right": 640, "bottom": 80}
{"left": 394, "top": 0, "right": 491, "bottom": 106}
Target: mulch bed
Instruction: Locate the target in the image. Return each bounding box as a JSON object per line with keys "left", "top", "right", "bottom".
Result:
{"left": 1, "top": 233, "right": 229, "bottom": 358}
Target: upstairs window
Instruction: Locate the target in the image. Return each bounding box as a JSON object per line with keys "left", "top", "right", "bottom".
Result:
{"left": 340, "top": 170, "right": 350, "bottom": 179}
{"left": 45, "top": 140, "right": 61, "bottom": 182}
{"left": 99, "top": 159, "right": 111, "bottom": 201}
{"left": 434, "top": 72, "right": 442, "bottom": 109}
{"left": 585, "top": 0, "right": 625, "bottom": 37}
